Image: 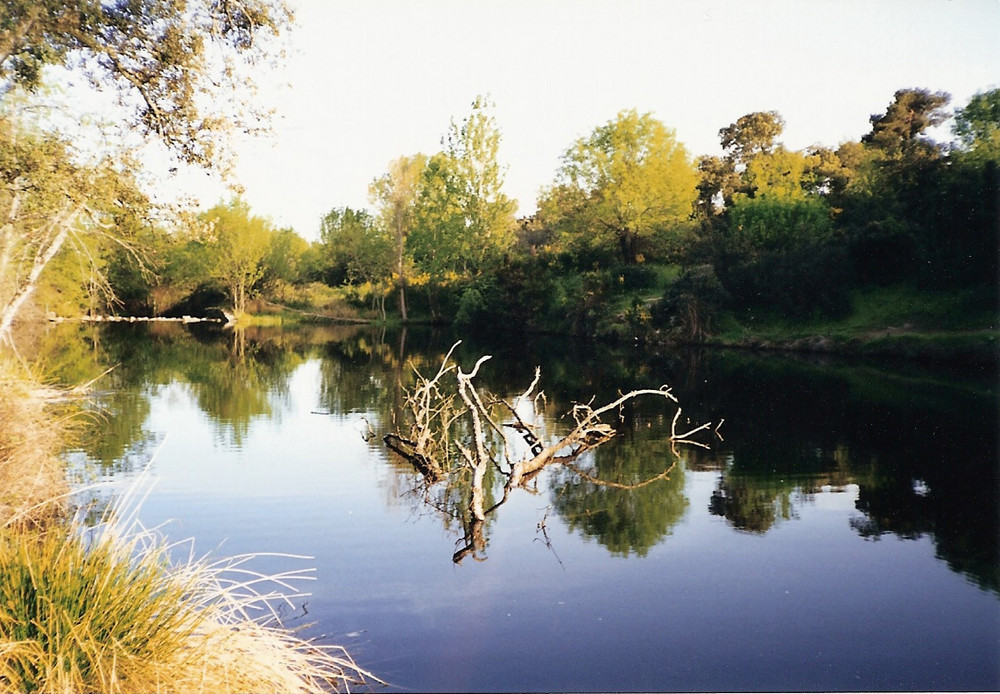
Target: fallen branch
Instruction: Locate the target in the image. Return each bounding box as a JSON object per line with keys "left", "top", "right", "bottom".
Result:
{"left": 384, "top": 342, "right": 720, "bottom": 562}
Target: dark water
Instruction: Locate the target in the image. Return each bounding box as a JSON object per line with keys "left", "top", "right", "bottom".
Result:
{"left": 43, "top": 321, "right": 999, "bottom": 692}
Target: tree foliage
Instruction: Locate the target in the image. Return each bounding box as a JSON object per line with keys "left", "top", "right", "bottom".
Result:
{"left": 952, "top": 87, "right": 1000, "bottom": 162}
{"left": 542, "top": 109, "right": 698, "bottom": 265}
{"left": 409, "top": 96, "right": 516, "bottom": 282}
{"left": 369, "top": 154, "right": 428, "bottom": 321}
{"left": 200, "top": 198, "right": 273, "bottom": 316}
{"left": 0, "top": 0, "right": 291, "bottom": 169}
{"left": 719, "top": 110, "right": 785, "bottom": 166}
{"left": 0, "top": 115, "right": 148, "bottom": 339}
{"left": 862, "top": 88, "right": 950, "bottom": 160}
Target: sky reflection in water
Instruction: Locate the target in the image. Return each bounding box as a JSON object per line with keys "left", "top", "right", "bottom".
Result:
{"left": 55, "top": 323, "right": 999, "bottom": 692}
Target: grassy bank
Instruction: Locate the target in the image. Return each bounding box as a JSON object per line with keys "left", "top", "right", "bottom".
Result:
{"left": 701, "top": 284, "right": 999, "bottom": 363}
{"left": 0, "top": 360, "right": 378, "bottom": 693}
{"left": 1, "top": 511, "right": 376, "bottom": 693}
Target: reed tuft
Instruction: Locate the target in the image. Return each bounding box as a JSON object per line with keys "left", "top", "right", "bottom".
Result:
{"left": 0, "top": 498, "right": 380, "bottom": 693}
{"left": 0, "top": 358, "right": 381, "bottom": 692}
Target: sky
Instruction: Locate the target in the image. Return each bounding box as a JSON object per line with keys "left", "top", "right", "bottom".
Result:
{"left": 161, "top": 0, "right": 1000, "bottom": 241}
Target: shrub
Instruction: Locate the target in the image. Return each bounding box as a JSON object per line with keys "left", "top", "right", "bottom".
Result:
{"left": 656, "top": 264, "right": 729, "bottom": 340}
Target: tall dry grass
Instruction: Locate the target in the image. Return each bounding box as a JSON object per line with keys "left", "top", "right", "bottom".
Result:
{"left": 0, "top": 359, "right": 70, "bottom": 530}
{"left": 0, "top": 358, "right": 382, "bottom": 692}
{"left": 0, "top": 505, "right": 380, "bottom": 693}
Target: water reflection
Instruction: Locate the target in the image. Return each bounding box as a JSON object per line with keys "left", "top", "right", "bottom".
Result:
{"left": 550, "top": 408, "right": 688, "bottom": 557}
{"left": 34, "top": 321, "right": 999, "bottom": 594}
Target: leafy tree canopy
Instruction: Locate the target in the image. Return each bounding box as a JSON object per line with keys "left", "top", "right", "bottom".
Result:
{"left": 953, "top": 87, "right": 1000, "bottom": 162}
{"left": 0, "top": 0, "right": 291, "bottom": 170}
{"left": 719, "top": 110, "right": 785, "bottom": 166}
{"left": 544, "top": 108, "right": 698, "bottom": 265}
{"left": 862, "top": 88, "right": 950, "bottom": 160}
{"left": 409, "top": 97, "right": 516, "bottom": 282}
{"left": 200, "top": 198, "right": 273, "bottom": 316}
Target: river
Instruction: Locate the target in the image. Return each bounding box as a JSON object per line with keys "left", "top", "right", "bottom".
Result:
{"left": 40, "top": 321, "right": 999, "bottom": 692}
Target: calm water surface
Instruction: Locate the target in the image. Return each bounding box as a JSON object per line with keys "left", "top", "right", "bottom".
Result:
{"left": 44, "top": 322, "right": 999, "bottom": 692}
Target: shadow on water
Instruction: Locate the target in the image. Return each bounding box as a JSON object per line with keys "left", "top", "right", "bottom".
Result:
{"left": 37, "top": 320, "right": 1000, "bottom": 594}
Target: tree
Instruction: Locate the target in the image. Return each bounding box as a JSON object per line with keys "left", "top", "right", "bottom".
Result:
{"left": 409, "top": 97, "right": 516, "bottom": 284}
{"left": 719, "top": 110, "right": 785, "bottom": 166}
{"left": 741, "top": 146, "right": 823, "bottom": 201}
{"left": 369, "top": 154, "right": 428, "bottom": 321}
{"left": 260, "top": 226, "right": 309, "bottom": 299}
{"left": 0, "top": 0, "right": 289, "bottom": 341}
{"left": 953, "top": 88, "right": 1000, "bottom": 162}
{"left": 543, "top": 109, "right": 698, "bottom": 265}
{"left": 201, "top": 198, "right": 273, "bottom": 317}
{"left": 862, "top": 88, "right": 950, "bottom": 161}
{"left": 0, "top": 0, "right": 291, "bottom": 169}
{"left": 318, "top": 207, "right": 390, "bottom": 284}
{"left": 441, "top": 95, "right": 517, "bottom": 269}
{"left": 0, "top": 115, "right": 148, "bottom": 340}
{"left": 843, "top": 88, "right": 960, "bottom": 287}
{"left": 694, "top": 154, "right": 740, "bottom": 218}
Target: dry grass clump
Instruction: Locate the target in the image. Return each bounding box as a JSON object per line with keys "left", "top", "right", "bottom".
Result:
{"left": 0, "top": 359, "right": 381, "bottom": 692}
{"left": 0, "top": 361, "right": 70, "bottom": 530}
{"left": 0, "top": 496, "right": 381, "bottom": 693}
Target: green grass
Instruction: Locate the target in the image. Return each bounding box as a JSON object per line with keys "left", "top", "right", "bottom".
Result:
{"left": 0, "top": 494, "right": 380, "bottom": 693}
{"left": 710, "top": 284, "right": 998, "bottom": 354}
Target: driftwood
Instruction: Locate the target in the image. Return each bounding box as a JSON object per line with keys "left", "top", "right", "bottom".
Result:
{"left": 384, "top": 341, "right": 721, "bottom": 563}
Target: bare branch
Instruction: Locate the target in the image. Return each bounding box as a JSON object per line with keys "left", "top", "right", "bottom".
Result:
{"left": 383, "top": 349, "right": 720, "bottom": 562}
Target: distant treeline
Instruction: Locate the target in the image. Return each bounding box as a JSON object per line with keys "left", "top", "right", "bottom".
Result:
{"left": 10, "top": 88, "right": 999, "bottom": 340}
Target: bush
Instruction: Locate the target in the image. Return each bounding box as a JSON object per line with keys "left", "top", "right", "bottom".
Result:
{"left": 720, "top": 243, "right": 853, "bottom": 320}
{"left": 656, "top": 264, "right": 729, "bottom": 340}
{"left": 454, "top": 287, "right": 489, "bottom": 330}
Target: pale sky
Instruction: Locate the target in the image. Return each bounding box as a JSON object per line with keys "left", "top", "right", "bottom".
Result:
{"left": 161, "top": 0, "right": 1000, "bottom": 241}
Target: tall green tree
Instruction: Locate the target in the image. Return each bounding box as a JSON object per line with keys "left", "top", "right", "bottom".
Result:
{"left": 541, "top": 109, "right": 698, "bottom": 265}
{"left": 442, "top": 95, "right": 517, "bottom": 269}
{"left": 201, "top": 198, "right": 273, "bottom": 317}
{"left": 370, "top": 154, "right": 428, "bottom": 321}
{"left": 409, "top": 96, "right": 517, "bottom": 282}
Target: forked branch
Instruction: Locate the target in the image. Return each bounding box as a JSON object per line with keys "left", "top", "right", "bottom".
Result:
{"left": 384, "top": 342, "right": 721, "bottom": 562}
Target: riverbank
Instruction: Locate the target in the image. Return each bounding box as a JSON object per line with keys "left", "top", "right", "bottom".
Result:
{"left": 622, "top": 283, "right": 998, "bottom": 365}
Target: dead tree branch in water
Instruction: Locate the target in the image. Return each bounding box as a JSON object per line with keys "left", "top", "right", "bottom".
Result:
{"left": 383, "top": 341, "right": 720, "bottom": 562}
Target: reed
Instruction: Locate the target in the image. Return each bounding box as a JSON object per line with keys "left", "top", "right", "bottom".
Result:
{"left": 0, "top": 359, "right": 381, "bottom": 692}
{"left": 0, "top": 360, "right": 70, "bottom": 530}
{"left": 0, "top": 488, "right": 380, "bottom": 693}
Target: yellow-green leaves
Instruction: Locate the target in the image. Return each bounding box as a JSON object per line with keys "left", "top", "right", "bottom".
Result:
{"left": 200, "top": 198, "right": 274, "bottom": 317}
{"left": 0, "top": 0, "right": 292, "bottom": 170}
{"left": 544, "top": 109, "right": 698, "bottom": 265}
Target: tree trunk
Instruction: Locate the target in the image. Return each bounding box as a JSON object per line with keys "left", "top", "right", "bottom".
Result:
{"left": 618, "top": 228, "right": 638, "bottom": 265}
{"left": 0, "top": 207, "right": 77, "bottom": 342}
{"left": 398, "top": 281, "right": 407, "bottom": 322}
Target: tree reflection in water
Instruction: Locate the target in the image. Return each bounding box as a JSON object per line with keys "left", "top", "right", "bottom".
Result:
{"left": 30, "top": 322, "right": 998, "bottom": 593}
